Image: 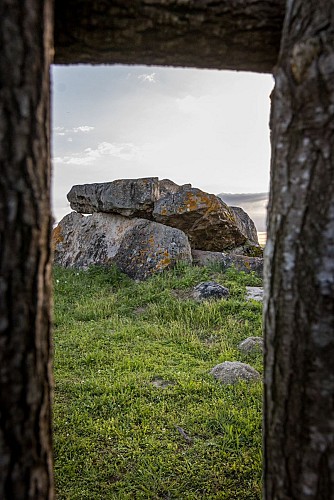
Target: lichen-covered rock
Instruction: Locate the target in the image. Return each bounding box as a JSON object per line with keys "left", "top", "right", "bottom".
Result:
{"left": 229, "top": 206, "right": 259, "bottom": 245}
{"left": 227, "top": 241, "right": 263, "bottom": 258}
{"left": 238, "top": 337, "right": 264, "bottom": 353}
{"left": 210, "top": 361, "right": 261, "bottom": 385}
{"left": 193, "top": 281, "right": 229, "bottom": 301}
{"left": 52, "top": 212, "right": 192, "bottom": 280}
{"left": 153, "top": 187, "right": 247, "bottom": 251}
{"left": 191, "top": 249, "right": 263, "bottom": 277}
{"left": 67, "top": 177, "right": 160, "bottom": 217}
{"left": 158, "top": 178, "right": 192, "bottom": 198}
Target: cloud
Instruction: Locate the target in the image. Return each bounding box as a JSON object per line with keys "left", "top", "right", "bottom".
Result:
{"left": 219, "top": 193, "right": 268, "bottom": 205}
{"left": 72, "top": 126, "right": 95, "bottom": 133}
{"left": 138, "top": 72, "right": 157, "bottom": 83}
{"left": 53, "top": 125, "right": 95, "bottom": 136}
{"left": 53, "top": 141, "right": 144, "bottom": 166}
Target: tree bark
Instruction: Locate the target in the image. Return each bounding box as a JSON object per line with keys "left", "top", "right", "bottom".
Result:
{"left": 0, "top": 1, "right": 55, "bottom": 498}
{"left": 54, "top": 0, "right": 285, "bottom": 72}
{"left": 264, "top": 1, "right": 334, "bottom": 498}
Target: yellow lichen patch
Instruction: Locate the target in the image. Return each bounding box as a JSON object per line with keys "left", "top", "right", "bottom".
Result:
{"left": 52, "top": 225, "right": 64, "bottom": 250}
{"left": 156, "top": 252, "right": 171, "bottom": 270}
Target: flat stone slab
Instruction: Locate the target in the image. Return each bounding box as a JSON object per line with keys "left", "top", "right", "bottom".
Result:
{"left": 67, "top": 177, "right": 160, "bottom": 217}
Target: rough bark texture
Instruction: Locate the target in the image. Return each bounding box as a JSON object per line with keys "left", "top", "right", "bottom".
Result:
{"left": 54, "top": 0, "right": 285, "bottom": 72}
{"left": 264, "top": 1, "right": 334, "bottom": 498}
{"left": 0, "top": 1, "right": 54, "bottom": 498}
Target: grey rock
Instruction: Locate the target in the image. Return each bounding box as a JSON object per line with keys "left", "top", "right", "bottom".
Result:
{"left": 67, "top": 177, "right": 160, "bottom": 217}
{"left": 193, "top": 281, "right": 229, "bottom": 301}
{"left": 52, "top": 212, "right": 192, "bottom": 280}
{"left": 159, "top": 178, "right": 192, "bottom": 198}
{"left": 246, "top": 286, "right": 264, "bottom": 302}
{"left": 153, "top": 186, "right": 247, "bottom": 251}
{"left": 210, "top": 361, "right": 261, "bottom": 385}
{"left": 238, "top": 337, "right": 264, "bottom": 353}
{"left": 230, "top": 206, "right": 259, "bottom": 244}
{"left": 192, "top": 249, "right": 263, "bottom": 277}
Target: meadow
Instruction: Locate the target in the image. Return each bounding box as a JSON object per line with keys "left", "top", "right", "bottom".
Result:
{"left": 53, "top": 264, "right": 263, "bottom": 499}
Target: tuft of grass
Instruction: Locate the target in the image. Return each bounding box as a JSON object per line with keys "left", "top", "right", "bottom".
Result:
{"left": 53, "top": 264, "right": 263, "bottom": 499}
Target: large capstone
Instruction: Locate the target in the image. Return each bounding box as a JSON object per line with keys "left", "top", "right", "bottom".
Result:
{"left": 67, "top": 177, "right": 160, "bottom": 218}
{"left": 53, "top": 212, "right": 192, "bottom": 280}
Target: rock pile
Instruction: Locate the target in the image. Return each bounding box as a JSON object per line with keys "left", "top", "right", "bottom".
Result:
{"left": 53, "top": 177, "right": 263, "bottom": 279}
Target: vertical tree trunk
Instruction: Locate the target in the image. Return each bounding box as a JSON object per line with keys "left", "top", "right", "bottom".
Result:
{"left": 0, "top": 1, "right": 54, "bottom": 498}
{"left": 264, "top": 1, "right": 334, "bottom": 498}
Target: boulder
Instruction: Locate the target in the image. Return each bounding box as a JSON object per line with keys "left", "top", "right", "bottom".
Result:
{"left": 238, "top": 337, "right": 264, "bottom": 353}
{"left": 192, "top": 249, "right": 263, "bottom": 277}
{"left": 210, "top": 361, "right": 261, "bottom": 385}
{"left": 229, "top": 206, "right": 259, "bottom": 245}
{"left": 53, "top": 212, "right": 192, "bottom": 280}
{"left": 152, "top": 187, "right": 247, "bottom": 251}
{"left": 193, "top": 281, "right": 229, "bottom": 301}
{"left": 67, "top": 177, "right": 160, "bottom": 218}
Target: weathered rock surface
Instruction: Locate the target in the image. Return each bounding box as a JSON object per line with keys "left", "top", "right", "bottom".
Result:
{"left": 238, "top": 337, "right": 264, "bottom": 353}
{"left": 67, "top": 177, "right": 160, "bottom": 218}
{"left": 192, "top": 250, "right": 263, "bottom": 277}
{"left": 245, "top": 286, "right": 264, "bottom": 302}
{"left": 159, "top": 178, "right": 192, "bottom": 198}
{"left": 210, "top": 361, "right": 261, "bottom": 385}
{"left": 193, "top": 281, "right": 229, "bottom": 301}
{"left": 229, "top": 206, "right": 259, "bottom": 245}
{"left": 53, "top": 212, "right": 192, "bottom": 280}
{"left": 153, "top": 187, "right": 247, "bottom": 251}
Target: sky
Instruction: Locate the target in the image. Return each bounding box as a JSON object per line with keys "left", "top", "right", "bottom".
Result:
{"left": 51, "top": 65, "right": 273, "bottom": 231}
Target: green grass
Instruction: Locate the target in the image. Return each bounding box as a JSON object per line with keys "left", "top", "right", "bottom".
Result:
{"left": 53, "top": 264, "right": 263, "bottom": 499}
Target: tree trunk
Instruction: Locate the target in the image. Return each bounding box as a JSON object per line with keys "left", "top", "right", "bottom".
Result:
{"left": 264, "top": 1, "right": 334, "bottom": 498}
{"left": 0, "top": 1, "right": 55, "bottom": 498}
{"left": 54, "top": 0, "right": 285, "bottom": 72}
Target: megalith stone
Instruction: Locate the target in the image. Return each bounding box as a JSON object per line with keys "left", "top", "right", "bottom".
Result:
{"left": 53, "top": 212, "right": 192, "bottom": 280}
{"left": 67, "top": 177, "right": 160, "bottom": 218}
{"left": 210, "top": 361, "right": 261, "bottom": 385}
{"left": 152, "top": 187, "right": 247, "bottom": 251}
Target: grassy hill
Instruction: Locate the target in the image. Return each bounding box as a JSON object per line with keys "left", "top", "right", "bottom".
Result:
{"left": 53, "top": 264, "right": 263, "bottom": 499}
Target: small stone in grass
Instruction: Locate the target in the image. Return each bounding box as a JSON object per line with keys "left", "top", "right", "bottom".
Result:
{"left": 193, "top": 281, "right": 229, "bottom": 301}
{"left": 210, "top": 361, "right": 260, "bottom": 384}
{"left": 238, "top": 336, "right": 264, "bottom": 353}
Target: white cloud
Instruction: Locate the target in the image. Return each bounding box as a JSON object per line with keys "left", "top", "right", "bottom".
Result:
{"left": 138, "top": 72, "right": 157, "bottom": 83}
{"left": 53, "top": 125, "right": 95, "bottom": 136}
{"left": 53, "top": 141, "right": 144, "bottom": 166}
{"left": 72, "top": 126, "right": 95, "bottom": 133}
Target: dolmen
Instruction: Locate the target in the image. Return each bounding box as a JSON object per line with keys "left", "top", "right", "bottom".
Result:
{"left": 53, "top": 177, "right": 263, "bottom": 280}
